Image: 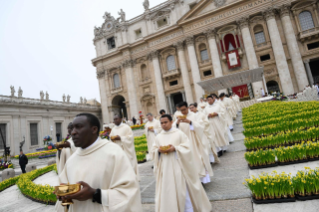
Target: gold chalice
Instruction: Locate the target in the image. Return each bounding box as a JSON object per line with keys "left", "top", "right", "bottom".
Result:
{"left": 55, "top": 184, "right": 81, "bottom": 206}
{"left": 111, "top": 136, "right": 119, "bottom": 141}
{"left": 178, "top": 115, "right": 187, "bottom": 119}
{"left": 55, "top": 141, "right": 64, "bottom": 151}
{"left": 160, "top": 145, "right": 170, "bottom": 155}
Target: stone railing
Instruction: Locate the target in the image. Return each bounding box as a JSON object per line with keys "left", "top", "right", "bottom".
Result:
{"left": 0, "top": 95, "right": 100, "bottom": 111}
{"left": 111, "top": 86, "right": 123, "bottom": 94}
{"left": 163, "top": 69, "right": 180, "bottom": 80}
{"left": 298, "top": 27, "right": 319, "bottom": 42}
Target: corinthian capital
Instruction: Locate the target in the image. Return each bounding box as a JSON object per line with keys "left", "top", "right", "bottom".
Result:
{"left": 148, "top": 50, "right": 159, "bottom": 60}
{"left": 237, "top": 16, "right": 250, "bottom": 30}
{"left": 279, "top": 3, "right": 291, "bottom": 18}
{"left": 96, "top": 70, "right": 105, "bottom": 79}
{"left": 262, "top": 7, "right": 277, "bottom": 21}
{"left": 122, "top": 59, "right": 134, "bottom": 68}
{"left": 173, "top": 40, "right": 185, "bottom": 51}
{"left": 185, "top": 36, "right": 194, "bottom": 46}
{"left": 204, "top": 28, "right": 217, "bottom": 39}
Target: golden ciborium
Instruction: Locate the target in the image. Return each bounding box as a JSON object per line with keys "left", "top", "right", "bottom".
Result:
{"left": 55, "top": 184, "right": 81, "bottom": 206}
{"left": 148, "top": 126, "right": 154, "bottom": 130}
{"left": 178, "top": 115, "right": 187, "bottom": 119}
{"left": 111, "top": 136, "right": 119, "bottom": 141}
{"left": 160, "top": 145, "right": 170, "bottom": 155}
{"left": 55, "top": 141, "right": 64, "bottom": 151}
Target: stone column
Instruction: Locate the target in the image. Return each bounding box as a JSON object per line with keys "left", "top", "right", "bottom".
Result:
{"left": 304, "top": 60, "right": 314, "bottom": 86}
{"left": 263, "top": 8, "right": 294, "bottom": 95}
{"left": 279, "top": 4, "right": 309, "bottom": 90}
{"left": 185, "top": 36, "right": 204, "bottom": 101}
{"left": 167, "top": 95, "right": 173, "bottom": 114}
{"left": 150, "top": 51, "right": 168, "bottom": 112}
{"left": 122, "top": 60, "right": 139, "bottom": 118}
{"left": 204, "top": 29, "right": 223, "bottom": 77}
{"left": 237, "top": 16, "right": 264, "bottom": 97}
{"left": 204, "top": 28, "right": 227, "bottom": 94}
{"left": 174, "top": 41, "right": 194, "bottom": 103}
{"left": 97, "top": 70, "right": 110, "bottom": 123}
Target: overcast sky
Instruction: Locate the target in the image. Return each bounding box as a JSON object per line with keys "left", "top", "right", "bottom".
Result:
{"left": 0, "top": 0, "right": 165, "bottom": 103}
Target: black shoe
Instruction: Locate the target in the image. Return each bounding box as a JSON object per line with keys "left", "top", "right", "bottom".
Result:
{"left": 223, "top": 150, "right": 226, "bottom": 153}
{"left": 220, "top": 151, "right": 223, "bottom": 156}
{"left": 230, "top": 129, "right": 233, "bottom": 131}
{"left": 151, "top": 166, "right": 154, "bottom": 169}
{"left": 217, "top": 151, "right": 222, "bottom": 157}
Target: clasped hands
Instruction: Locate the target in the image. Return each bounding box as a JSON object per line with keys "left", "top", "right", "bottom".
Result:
{"left": 208, "top": 112, "right": 218, "bottom": 118}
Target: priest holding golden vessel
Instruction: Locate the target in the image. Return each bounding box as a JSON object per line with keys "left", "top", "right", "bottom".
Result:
{"left": 151, "top": 114, "right": 212, "bottom": 212}
{"left": 55, "top": 113, "right": 142, "bottom": 212}
{"left": 204, "top": 95, "right": 230, "bottom": 157}
{"left": 109, "top": 114, "right": 140, "bottom": 181}
{"left": 174, "top": 102, "right": 213, "bottom": 184}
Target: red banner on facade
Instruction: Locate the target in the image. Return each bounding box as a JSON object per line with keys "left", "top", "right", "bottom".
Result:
{"left": 232, "top": 84, "right": 249, "bottom": 99}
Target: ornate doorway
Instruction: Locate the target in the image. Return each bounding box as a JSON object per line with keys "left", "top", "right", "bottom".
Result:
{"left": 111, "top": 95, "right": 128, "bottom": 119}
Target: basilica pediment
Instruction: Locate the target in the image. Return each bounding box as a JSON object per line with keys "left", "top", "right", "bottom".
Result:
{"left": 178, "top": 0, "right": 238, "bottom": 24}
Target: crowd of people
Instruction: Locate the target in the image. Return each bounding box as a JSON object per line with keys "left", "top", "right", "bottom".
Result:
{"left": 54, "top": 92, "right": 242, "bottom": 212}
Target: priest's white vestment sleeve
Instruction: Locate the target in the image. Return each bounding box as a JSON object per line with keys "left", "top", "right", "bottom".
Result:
{"left": 59, "top": 138, "right": 143, "bottom": 212}
{"left": 151, "top": 128, "right": 212, "bottom": 212}
{"left": 110, "top": 124, "right": 140, "bottom": 180}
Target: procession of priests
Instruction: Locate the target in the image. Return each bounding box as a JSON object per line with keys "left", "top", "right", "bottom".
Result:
{"left": 54, "top": 93, "right": 241, "bottom": 212}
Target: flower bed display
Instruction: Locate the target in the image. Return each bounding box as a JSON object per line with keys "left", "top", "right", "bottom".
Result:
{"left": 131, "top": 124, "right": 145, "bottom": 130}
{"left": 0, "top": 176, "right": 19, "bottom": 192}
{"left": 0, "top": 161, "right": 14, "bottom": 170}
{"left": 13, "top": 149, "right": 57, "bottom": 159}
{"left": 244, "top": 127, "right": 319, "bottom": 151}
{"left": 243, "top": 102, "right": 319, "bottom": 137}
{"left": 243, "top": 101, "right": 319, "bottom": 151}
{"left": 16, "top": 164, "right": 57, "bottom": 205}
{"left": 245, "top": 142, "right": 319, "bottom": 169}
{"left": 244, "top": 168, "right": 319, "bottom": 204}
{"left": 134, "top": 134, "right": 147, "bottom": 162}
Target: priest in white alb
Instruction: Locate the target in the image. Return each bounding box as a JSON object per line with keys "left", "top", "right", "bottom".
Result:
{"left": 144, "top": 113, "right": 162, "bottom": 160}
{"left": 56, "top": 113, "right": 142, "bottom": 212}
{"left": 56, "top": 122, "right": 77, "bottom": 175}
{"left": 173, "top": 105, "right": 182, "bottom": 122}
{"left": 219, "top": 93, "right": 235, "bottom": 129}
{"left": 151, "top": 114, "right": 212, "bottom": 212}
{"left": 232, "top": 93, "right": 241, "bottom": 112}
{"left": 174, "top": 102, "right": 213, "bottom": 183}
{"left": 55, "top": 122, "right": 77, "bottom": 212}
{"left": 110, "top": 114, "right": 140, "bottom": 180}
{"left": 189, "top": 103, "right": 219, "bottom": 164}
{"left": 204, "top": 95, "right": 229, "bottom": 156}
{"left": 198, "top": 97, "right": 207, "bottom": 112}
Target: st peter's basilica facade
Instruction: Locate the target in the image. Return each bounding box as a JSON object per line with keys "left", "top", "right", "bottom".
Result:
{"left": 92, "top": 0, "right": 319, "bottom": 123}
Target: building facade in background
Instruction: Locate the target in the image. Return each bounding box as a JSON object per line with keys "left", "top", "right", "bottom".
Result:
{"left": 92, "top": 0, "right": 319, "bottom": 123}
{"left": 0, "top": 92, "right": 101, "bottom": 155}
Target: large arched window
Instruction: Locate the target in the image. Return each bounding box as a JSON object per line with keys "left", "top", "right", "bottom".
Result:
{"left": 141, "top": 64, "right": 149, "bottom": 80}
{"left": 199, "top": 43, "right": 209, "bottom": 61}
{"left": 113, "top": 73, "right": 120, "bottom": 88}
{"left": 299, "top": 11, "right": 315, "bottom": 31}
{"left": 254, "top": 25, "right": 266, "bottom": 45}
{"left": 166, "top": 55, "right": 176, "bottom": 71}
